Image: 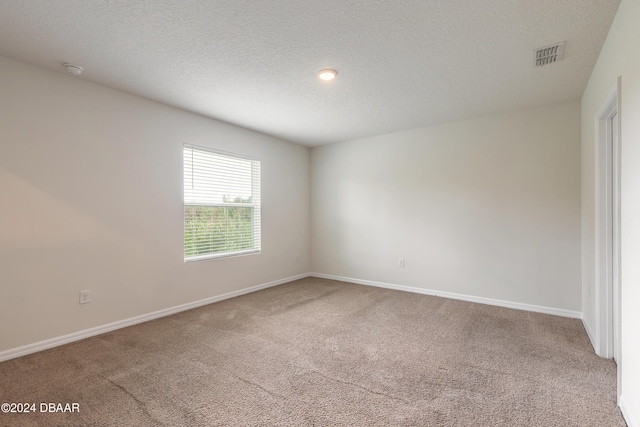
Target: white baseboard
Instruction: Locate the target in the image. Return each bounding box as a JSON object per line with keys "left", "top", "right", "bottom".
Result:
{"left": 581, "top": 316, "right": 597, "bottom": 353}
{"left": 0, "top": 272, "right": 587, "bottom": 363}
{"left": 0, "top": 273, "right": 310, "bottom": 363}
{"left": 620, "top": 395, "right": 638, "bottom": 427}
{"left": 310, "top": 273, "right": 582, "bottom": 319}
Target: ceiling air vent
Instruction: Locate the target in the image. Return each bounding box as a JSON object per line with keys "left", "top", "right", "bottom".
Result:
{"left": 533, "top": 42, "right": 565, "bottom": 67}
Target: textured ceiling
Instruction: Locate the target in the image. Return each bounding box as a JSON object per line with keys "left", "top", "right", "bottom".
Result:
{"left": 0, "top": 1, "right": 621, "bottom": 146}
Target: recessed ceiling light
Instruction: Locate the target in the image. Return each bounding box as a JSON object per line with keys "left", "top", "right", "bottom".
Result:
{"left": 63, "top": 63, "right": 84, "bottom": 76}
{"left": 318, "top": 69, "right": 337, "bottom": 81}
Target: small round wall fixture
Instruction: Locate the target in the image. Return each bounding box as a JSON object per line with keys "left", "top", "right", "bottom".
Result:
{"left": 318, "top": 69, "right": 337, "bottom": 81}
{"left": 63, "top": 63, "right": 84, "bottom": 76}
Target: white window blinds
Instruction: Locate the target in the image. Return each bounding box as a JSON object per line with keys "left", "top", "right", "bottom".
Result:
{"left": 183, "top": 145, "right": 261, "bottom": 261}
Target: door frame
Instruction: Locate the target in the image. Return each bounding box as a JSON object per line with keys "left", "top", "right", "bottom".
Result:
{"left": 594, "top": 79, "right": 621, "bottom": 387}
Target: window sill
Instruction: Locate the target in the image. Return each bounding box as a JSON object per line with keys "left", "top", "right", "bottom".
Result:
{"left": 184, "top": 249, "right": 261, "bottom": 263}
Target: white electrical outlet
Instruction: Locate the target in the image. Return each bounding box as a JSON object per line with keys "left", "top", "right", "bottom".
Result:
{"left": 296, "top": 254, "right": 300, "bottom": 263}
{"left": 79, "top": 290, "right": 91, "bottom": 304}
{"left": 399, "top": 258, "right": 405, "bottom": 267}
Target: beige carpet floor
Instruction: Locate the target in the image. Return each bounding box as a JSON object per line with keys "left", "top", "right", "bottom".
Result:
{"left": 0, "top": 277, "right": 626, "bottom": 426}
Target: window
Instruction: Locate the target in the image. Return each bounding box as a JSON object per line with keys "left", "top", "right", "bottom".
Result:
{"left": 183, "top": 145, "right": 261, "bottom": 261}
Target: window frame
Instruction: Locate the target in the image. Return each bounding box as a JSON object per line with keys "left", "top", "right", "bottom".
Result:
{"left": 183, "top": 144, "right": 261, "bottom": 263}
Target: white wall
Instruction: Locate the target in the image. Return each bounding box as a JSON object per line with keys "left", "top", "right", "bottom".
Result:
{"left": 581, "top": 0, "right": 640, "bottom": 424}
{"left": 311, "top": 101, "right": 581, "bottom": 311}
{"left": 0, "top": 56, "right": 310, "bottom": 354}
